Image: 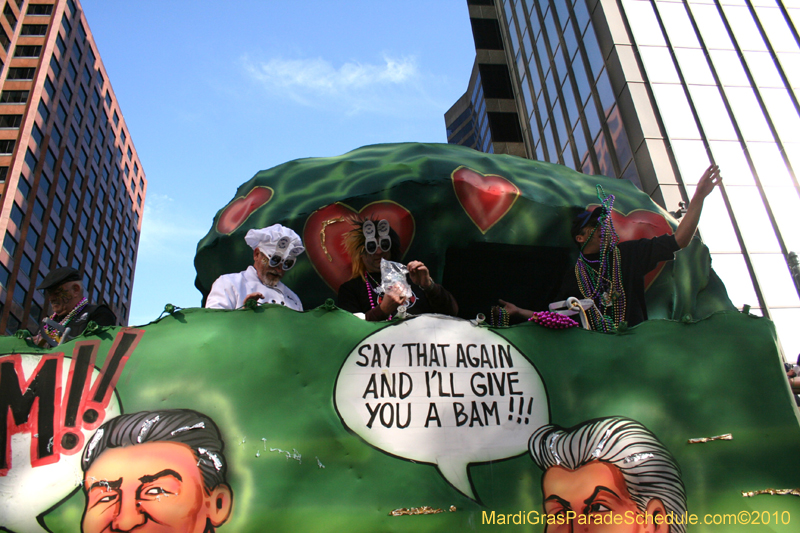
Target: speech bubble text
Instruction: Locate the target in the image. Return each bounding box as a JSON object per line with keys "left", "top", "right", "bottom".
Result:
{"left": 334, "top": 315, "right": 549, "bottom": 501}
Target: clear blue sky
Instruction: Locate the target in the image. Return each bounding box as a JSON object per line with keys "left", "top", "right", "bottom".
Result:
{"left": 79, "top": 1, "right": 476, "bottom": 326}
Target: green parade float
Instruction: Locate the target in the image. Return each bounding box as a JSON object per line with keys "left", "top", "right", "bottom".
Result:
{"left": 1, "top": 143, "right": 798, "bottom": 532}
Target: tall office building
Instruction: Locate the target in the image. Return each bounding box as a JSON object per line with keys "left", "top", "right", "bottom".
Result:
{"left": 0, "top": 0, "right": 146, "bottom": 334}
{"left": 448, "top": 0, "right": 800, "bottom": 357}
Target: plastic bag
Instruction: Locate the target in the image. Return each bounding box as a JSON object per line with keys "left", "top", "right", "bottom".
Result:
{"left": 380, "top": 259, "right": 411, "bottom": 298}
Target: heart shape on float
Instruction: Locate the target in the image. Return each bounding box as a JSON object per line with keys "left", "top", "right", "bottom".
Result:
{"left": 451, "top": 166, "right": 520, "bottom": 234}
{"left": 303, "top": 202, "right": 415, "bottom": 292}
{"left": 216, "top": 186, "right": 274, "bottom": 234}
{"left": 585, "top": 205, "right": 674, "bottom": 288}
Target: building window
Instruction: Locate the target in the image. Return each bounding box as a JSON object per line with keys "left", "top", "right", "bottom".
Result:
{"left": 33, "top": 199, "right": 45, "bottom": 221}
{"left": 26, "top": 227, "right": 39, "bottom": 248}
{"left": 78, "top": 85, "right": 87, "bottom": 106}
{"left": 41, "top": 246, "right": 52, "bottom": 268}
{"left": 0, "top": 115, "right": 22, "bottom": 128}
{"left": 68, "top": 126, "right": 78, "bottom": 146}
{"left": 0, "top": 90, "right": 29, "bottom": 103}
{"left": 0, "top": 166, "right": 8, "bottom": 182}
{"left": 50, "top": 55, "right": 61, "bottom": 77}
{"left": 13, "top": 285, "right": 27, "bottom": 306}
{"left": 7, "top": 67, "right": 36, "bottom": 80}
{"left": 88, "top": 107, "right": 96, "bottom": 126}
{"left": 57, "top": 103, "right": 67, "bottom": 125}
{"left": 73, "top": 106, "right": 83, "bottom": 126}
{"left": 25, "top": 147, "right": 37, "bottom": 170}
{"left": 45, "top": 148, "right": 57, "bottom": 170}
{"left": 61, "top": 14, "right": 72, "bottom": 36}
{"left": 72, "top": 41, "right": 83, "bottom": 63}
{"left": 20, "top": 253, "right": 33, "bottom": 277}
{"left": 3, "top": 233, "right": 17, "bottom": 256}
{"left": 82, "top": 66, "right": 91, "bottom": 85}
{"left": 10, "top": 202, "right": 24, "bottom": 227}
{"left": 67, "top": 61, "right": 78, "bottom": 82}
{"left": 50, "top": 126, "right": 61, "bottom": 147}
{"left": 4, "top": 4, "right": 18, "bottom": 29}
{"left": 14, "top": 45, "right": 42, "bottom": 58}
{"left": 0, "top": 139, "right": 16, "bottom": 154}
{"left": 0, "top": 28, "right": 9, "bottom": 52}
{"left": 27, "top": 4, "right": 53, "bottom": 16}
{"left": 0, "top": 263, "right": 9, "bottom": 288}
{"left": 62, "top": 83, "right": 72, "bottom": 104}
{"left": 56, "top": 33, "right": 65, "bottom": 55}
{"left": 113, "top": 111, "right": 119, "bottom": 126}
{"left": 104, "top": 91, "right": 111, "bottom": 107}
{"left": 21, "top": 24, "right": 48, "bottom": 36}
{"left": 17, "top": 177, "right": 30, "bottom": 199}
{"left": 44, "top": 76, "right": 55, "bottom": 98}
{"left": 6, "top": 315, "right": 21, "bottom": 335}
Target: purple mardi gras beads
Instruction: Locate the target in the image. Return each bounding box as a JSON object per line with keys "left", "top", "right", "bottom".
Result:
{"left": 528, "top": 311, "right": 579, "bottom": 329}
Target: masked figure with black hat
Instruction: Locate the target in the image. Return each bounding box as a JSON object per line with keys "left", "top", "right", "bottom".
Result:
{"left": 338, "top": 217, "right": 458, "bottom": 321}
{"left": 32, "top": 266, "right": 116, "bottom": 347}
{"left": 501, "top": 165, "right": 721, "bottom": 332}
{"left": 205, "top": 224, "right": 305, "bottom": 310}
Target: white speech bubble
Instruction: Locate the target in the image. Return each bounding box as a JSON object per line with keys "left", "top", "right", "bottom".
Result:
{"left": 0, "top": 353, "right": 121, "bottom": 533}
{"left": 334, "top": 315, "right": 549, "bottom": 501}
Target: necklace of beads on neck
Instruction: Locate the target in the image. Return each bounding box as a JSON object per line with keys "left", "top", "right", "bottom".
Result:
{"left": 43, "top": 297, "right": 89, "bottom": 342}
{"left": 364, "top": 275, "right": 391, "bottom": 321}
{"left": 574, "top": 187, "right": 627, "bottom": 333}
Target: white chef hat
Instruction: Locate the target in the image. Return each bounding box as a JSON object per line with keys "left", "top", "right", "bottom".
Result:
{"left": 244, "top": 224, "right": 305, "bottom": 258}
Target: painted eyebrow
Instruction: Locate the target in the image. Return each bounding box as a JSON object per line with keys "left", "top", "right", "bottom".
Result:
{"left": 89, "top": 478, "right": 122, "bottom": 491}
{"left": 583, "top": 485, "right": 622, "bottom": 506}
{"left": 544, "top": 494, "right": 572, "bottom": 508}
{"left": 138, "top": 469, "right": 183, "bottom": 484}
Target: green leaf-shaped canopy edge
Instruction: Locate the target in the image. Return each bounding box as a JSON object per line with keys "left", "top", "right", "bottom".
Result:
{"left": 194, "top": 142, "right": 734, "bottom": 320}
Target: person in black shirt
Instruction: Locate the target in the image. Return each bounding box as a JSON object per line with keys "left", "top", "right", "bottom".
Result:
{"left": 337, "top": 218, "right": 458, "bottom": 321}
{"left": 502, "top": 164, "right": 721, "bottom": 331}
{"left": 32, "top": 266, "right": 116, "bottom": 346}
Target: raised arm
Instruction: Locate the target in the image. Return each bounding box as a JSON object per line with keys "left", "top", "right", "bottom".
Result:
{"left": 675, "top": 164, "right": 721, "bottom": 249}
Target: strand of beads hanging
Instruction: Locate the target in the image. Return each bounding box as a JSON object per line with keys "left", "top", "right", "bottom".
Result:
{"left": 527, "top": 311, "right": 579, "bottom": 329}
{"left": 364, "top": 275, "right": 391, "bottom": 321}
{"left": 574, "top": 185, "right": 627, "bottom": 333}
{"left": 42, "top": 297, "right": 89, "bottom": 343}
{"left": 488, "top": 305, "right": 510, "bottom": 327}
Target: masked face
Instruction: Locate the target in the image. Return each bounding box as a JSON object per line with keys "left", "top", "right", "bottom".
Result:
{"left": 253, "top": 249, "right": 285, "bottom": 287}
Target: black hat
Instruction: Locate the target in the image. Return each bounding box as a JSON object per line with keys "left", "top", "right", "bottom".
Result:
{"left": 570, "top": 206, "right": 603, "bottom": 241}
{"left": 37, "top": 267, "right": 81, "bottom": 291}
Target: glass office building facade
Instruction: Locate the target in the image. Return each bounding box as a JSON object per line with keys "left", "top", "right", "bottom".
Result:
{"left": 449, "top": 0, "right": 800, "bottom": 358}
{"left": 0, "top": 0, "right": 146, "bottom": 334}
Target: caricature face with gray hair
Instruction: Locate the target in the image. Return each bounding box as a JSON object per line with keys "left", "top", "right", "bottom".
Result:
{"left": 529, "top": 417, "right": 686, "bottom": 533}
{"left": 81, "top": 409, "right": 233, "bottom": 533}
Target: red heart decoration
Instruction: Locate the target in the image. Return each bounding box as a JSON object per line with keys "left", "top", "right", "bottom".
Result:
{"left": 586, "top": 204, "right": 674, "bottom": 288}
{"left": 216, "top": 186, "right": 274, "bottom": 234}
{"left": 452, "top": 166, "right": 520, "bottom": 234}
{"left": 303, "top": 202, "right": 415, "bottom": 291}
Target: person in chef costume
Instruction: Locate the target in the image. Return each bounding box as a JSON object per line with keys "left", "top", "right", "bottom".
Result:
{"left": 205, "top": 224, "right": 305, "bottom": 311}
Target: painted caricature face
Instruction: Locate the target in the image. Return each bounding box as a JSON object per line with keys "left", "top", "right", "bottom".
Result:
{"left": 541, "top": 461, "right": 668, "bottom": 533}
{"left": 82, "top": 441, "right": 232, "bottom": 533}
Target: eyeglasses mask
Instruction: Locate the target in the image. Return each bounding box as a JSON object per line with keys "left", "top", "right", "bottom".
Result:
{"left": 363, "top": 219, "right": 391, "bottom": 255}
